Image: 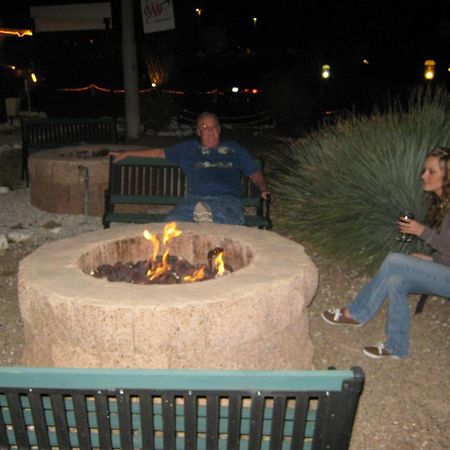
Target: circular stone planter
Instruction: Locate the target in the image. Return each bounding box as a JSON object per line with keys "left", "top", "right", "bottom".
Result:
{"left": 18, "top": 223, "right": 318, "bottom": 370}
{"left": 28, "top": 144, "right": 147, "bottom": 216}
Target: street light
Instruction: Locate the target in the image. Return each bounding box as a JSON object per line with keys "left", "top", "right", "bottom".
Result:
{"left": 424, "top": 59, "right": 436, "bottom": 80}
{"left": 321, "top": 64, "right": 331, "bottom": 79}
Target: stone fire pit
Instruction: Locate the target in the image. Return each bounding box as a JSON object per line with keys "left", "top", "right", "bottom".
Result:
{"left": 18, "top": 223, "right": 318, "bottom": 370}
{"left": 28, "top": 144, "right": 146, "bottom": 216}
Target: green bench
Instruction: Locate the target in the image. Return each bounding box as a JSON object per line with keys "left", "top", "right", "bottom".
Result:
{"left": 21, "top": 117, "right": 117, "bottom": 185}
{"left": 102, "top": 156, "right": 272, "bottom": 229}
{"left": 0, "top": 366, "right": 364, "bottom": 450}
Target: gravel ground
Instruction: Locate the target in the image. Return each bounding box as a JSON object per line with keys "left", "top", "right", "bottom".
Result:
{"left": 0, "top": 128, "right": 449, "bottom": 449}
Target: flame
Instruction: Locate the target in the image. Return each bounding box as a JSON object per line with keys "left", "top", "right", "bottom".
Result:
{"left": 143, "top": 223, "right": 225, "bottom": 282}
{"left": 215, "top": 251, "right": 225, "bottom": 276}
{"left": 149, "top": 249, "right": 171, "bottom": 280}
{"left": 183, "top": 264, "right": 206, "bottom": 283}
{"left": 143, "top": 224, "right": 181, "bottom": 280}
{"left": 163, "top": 222, "right": 182, "bottom": 244}
{"left": 143, "top": 229, "right": 159, "bottom": 262}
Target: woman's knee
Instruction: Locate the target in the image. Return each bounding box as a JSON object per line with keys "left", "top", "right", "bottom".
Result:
{"left": 381, "top": 252, "right": 410, "bottom": 270}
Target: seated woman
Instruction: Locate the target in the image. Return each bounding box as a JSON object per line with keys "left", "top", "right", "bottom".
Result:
{"left": 322, "top": 146, "right": 450, "bottom": 359}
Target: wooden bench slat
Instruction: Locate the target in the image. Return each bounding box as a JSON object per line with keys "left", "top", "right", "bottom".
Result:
{"left": 0, "top": 367, "right": 358, "bottom": 391}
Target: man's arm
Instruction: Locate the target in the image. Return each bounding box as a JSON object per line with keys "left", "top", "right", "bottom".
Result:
{"left": 249, "top": 171, "right": 271, "bottom": 200}
{"left": 109, "top": 148, "right": 166, "bottom": 162}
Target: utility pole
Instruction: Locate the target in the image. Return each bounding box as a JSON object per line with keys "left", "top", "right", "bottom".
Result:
{"left": 121, "top": 0, "right": 140, "bottom": 140}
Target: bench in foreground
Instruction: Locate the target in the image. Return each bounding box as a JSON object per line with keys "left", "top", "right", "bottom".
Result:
{"left": 0, "top": 366, "right": 363, "bottom": 450}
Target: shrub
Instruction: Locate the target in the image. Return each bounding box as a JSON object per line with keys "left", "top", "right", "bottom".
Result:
{"left": 270, "top": 85, "right": 450, "bottom": 272}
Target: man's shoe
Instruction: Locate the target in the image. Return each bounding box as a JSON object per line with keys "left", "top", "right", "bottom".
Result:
{"left": 193, "top": 202, "right": 213, "bottom": 223}
{"left": 321, "top": 308, "right": 363, "bottom": 326}
{"left": 363, "top": 343, "right": 401, "bottom": 360}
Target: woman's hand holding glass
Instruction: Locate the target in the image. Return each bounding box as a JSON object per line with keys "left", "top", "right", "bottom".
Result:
{"left": 397, "top": 216, "right": 425, "bottom": 239}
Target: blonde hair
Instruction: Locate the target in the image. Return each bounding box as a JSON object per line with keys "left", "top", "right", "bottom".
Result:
{"left": 425, "top": 146, "right": 450, "bottom": 228}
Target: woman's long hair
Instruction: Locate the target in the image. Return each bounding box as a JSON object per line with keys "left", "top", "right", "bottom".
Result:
{"left": 426, "top": 146, "right": 450, "bottom": 228}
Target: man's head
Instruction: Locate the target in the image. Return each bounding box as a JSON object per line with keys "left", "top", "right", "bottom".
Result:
{"left": 196, "top": 112, "right": 221, "bottom": 148}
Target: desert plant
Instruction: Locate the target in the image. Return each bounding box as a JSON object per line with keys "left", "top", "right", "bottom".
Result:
{"left": 271, "top": 85, "right": 450, "bottom": 272}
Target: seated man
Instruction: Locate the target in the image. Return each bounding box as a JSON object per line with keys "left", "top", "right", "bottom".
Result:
{"left": 110, "top": 111, "right": 270, "bottom": 225}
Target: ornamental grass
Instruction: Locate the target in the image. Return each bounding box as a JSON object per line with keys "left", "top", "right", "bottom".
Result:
{"left": 271, "top": 85, "right": 450, "bottom": 272}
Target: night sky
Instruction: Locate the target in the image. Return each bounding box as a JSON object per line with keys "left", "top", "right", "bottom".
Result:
{"left": 2, "top": 1, "right": 448, "bottom": 59}
{"left": 1, "top": 0, "right": 449, "bottom": 113}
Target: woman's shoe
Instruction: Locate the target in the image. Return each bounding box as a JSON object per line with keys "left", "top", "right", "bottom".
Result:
{"left": 321, "top": 308, "right": 363, "bottom": 326}
{"left": 363, "top": 343, "right": 401, "bottom": 360}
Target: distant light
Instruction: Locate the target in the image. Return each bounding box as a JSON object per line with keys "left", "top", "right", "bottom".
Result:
{"left": 251, "top": 88, "right": 258, "bottom": 94}
{"left": 0, "top": 28, "right": 33, "bottom": 37}
{"left": 195, "top": 8, "right": 203, "bottom": 17}
{"left": 231, "top": 86, "right": 239, "bottom": 93}
{"left": 151, "top": 82, "right": 157, "bottom": 88}
{"left": 424, "top": 59, "right": 436, "bottom": 80}
{"left": 253, "top": 17, "right": 257, "bottom": 27}
{"left": 362, "top": 59, "right": 369, "bottom": 65}
{"left": 321, "top": 64, "right": 331, "bottom": 79}
{"left": 30, "top": 73, "right": 37, "bottom": 83}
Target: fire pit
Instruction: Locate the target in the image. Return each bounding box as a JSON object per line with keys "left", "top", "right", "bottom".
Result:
{"left": 18, "top": 223, "right": 318, "bottom": 369}
{"left": 28, "top": 144, "right": 146, "bottom": 216}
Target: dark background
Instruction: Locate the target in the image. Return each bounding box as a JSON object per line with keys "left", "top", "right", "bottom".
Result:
{"left": 1, "top": 0, "right": 449, "bottom": 126}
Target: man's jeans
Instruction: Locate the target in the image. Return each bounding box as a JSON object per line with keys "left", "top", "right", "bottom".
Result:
{"left": 164, "top": 195, "right": 245, "bottom": 225}
{"left": 348, "top": 252, "right": 450, "bottom": 358}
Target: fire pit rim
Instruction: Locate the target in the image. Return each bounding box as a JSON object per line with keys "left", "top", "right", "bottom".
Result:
{"left": 19, "top": 223, "right": 317, "bottom": 309}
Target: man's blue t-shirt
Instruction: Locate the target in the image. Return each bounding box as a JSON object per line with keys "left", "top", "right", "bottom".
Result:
{"left": 164, "top": 140, "right": 258, "bottom": 198}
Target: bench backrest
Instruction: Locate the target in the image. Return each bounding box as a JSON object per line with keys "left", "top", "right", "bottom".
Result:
{"left": 0, "top": 367, "right": 363, "bottom": 450}
{"left": 21, "top": 117, "right": 117, "bottom": 151}
{"left": 108, "top": 156, "right": 264, "bottom": 207}
{"left": 21, "top": 117, "right": 117, "bottom": 185}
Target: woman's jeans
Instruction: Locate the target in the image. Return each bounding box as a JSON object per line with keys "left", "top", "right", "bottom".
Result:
{"left": 348, "top": 252, "right": 450, "bottom": 358}
{"left": 164, "top": 195, "right": 245, "bottom": 225}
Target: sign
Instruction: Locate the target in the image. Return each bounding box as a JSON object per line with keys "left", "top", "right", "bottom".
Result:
{"left": 30, "top": 3, "right": 112, "bottom": 32}
{"left": 141, "top": 0, "right": 175, "bottom": 34}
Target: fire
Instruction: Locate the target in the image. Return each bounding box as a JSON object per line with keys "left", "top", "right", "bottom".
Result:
{"left": 183, "top": 265, "right": 206, "bottom": 283}
{"left": 143, "top": 222, "right": 225, "bottom": 282}
{"left": 144, "top": 222, "right": 181, "bottom": 279}
{"left": 143, "top": 229, "right": 159, "bottom": 262}
{"left": 215, "top": 251, "right": 225, "bottom": 276}
{"left": 162, "top": 221, "right": 182, "bottom": 244}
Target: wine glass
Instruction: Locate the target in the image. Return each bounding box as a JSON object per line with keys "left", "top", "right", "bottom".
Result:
{"left": 396, "top": 211, "right": 415, "bottom": 242}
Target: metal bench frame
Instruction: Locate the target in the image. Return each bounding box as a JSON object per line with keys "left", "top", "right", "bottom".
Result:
{"left": 0, "top": 366, "right": 364, "bottom": 450}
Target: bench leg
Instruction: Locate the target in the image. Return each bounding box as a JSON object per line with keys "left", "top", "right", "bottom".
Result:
{"left": 415, "top": 294, "right": 429, "bottom": 314}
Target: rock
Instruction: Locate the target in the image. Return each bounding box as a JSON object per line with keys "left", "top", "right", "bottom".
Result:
{"left": 8, "top": 230, "right": 33, "bottom": 243}
{"left": 42, "top": 220, "right": 62, "bottom": 230}
{"left": 0, "top": 234, "right": 8, "bottom": 251}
